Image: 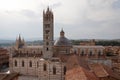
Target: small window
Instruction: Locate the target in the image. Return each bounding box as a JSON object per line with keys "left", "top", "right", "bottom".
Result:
{"left": 46, "top": 36, "right": 49, "bottom": 39}
{"left": 81, "top": 50, "right": 84, "bottom": 56}
{"left": 64, "top": 66, "right": 66, "bottom": 75}
{"left": 29, "top": 61, "right": 32, "bottom": 67}
{"left": 22, "top": 60, "right": 24, "bottom": 67}
{"left": 98, "top": 51, "right": 101, "bottom": 56}
{"left": 89, "top": 51, "right": 92, "bottom": 56}
{"left": 46, "top": 30, "right": 50, "bottom": 34}
{"left": 46, "top": 48, "right": 49, "bottom": 51}
{"left": 53, "top": 66, "right": 56, "bottom": 75}
{"left": 43, "top": 63, "right": 47, "bottom": 71}
{"left": 15, "top": 60, "right": 17, "bottom": 67}
{"left": 41, "top": 51, "right": 43, "bottom": 54}
{"left": 45, "top": 24, "right": 50, "bottom": 28}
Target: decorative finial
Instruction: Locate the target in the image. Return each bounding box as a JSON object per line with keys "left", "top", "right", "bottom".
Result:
{"left": 61, "top": 28, "right": 64, "bottom": 33}
{"left": 18, "top": 34, "right": 21, "bottom": 40}
{"left": 60, "top": 28, "right": 65, "bottom": 37}
{"left": 47, "top": 6, "right": 49, "bottom": 11}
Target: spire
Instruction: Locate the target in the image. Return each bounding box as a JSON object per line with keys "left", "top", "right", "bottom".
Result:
{"left": 22, "top": 37, "right": 25, "bottom": 44}
{"left": 16, "top": 34, "right": 25, "bottom": 48}
{"left": 43, "top": 10, "right": 45, "bottom": 15}
{"left": 60, "top": 28, "right": 65, "bottom": 37}
{"left": 61, "top": 28, "right": 64, "bottom": 33}
{"left": 47, "top": 6, "right": 50, "bottom": 12}
{"left": 18, "top": 34, "right": 22, "bottom": 42}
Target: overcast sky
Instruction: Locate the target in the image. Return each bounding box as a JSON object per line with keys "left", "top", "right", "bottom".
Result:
{"left": 0, "top": 0, "right": 120, "bottom": 40}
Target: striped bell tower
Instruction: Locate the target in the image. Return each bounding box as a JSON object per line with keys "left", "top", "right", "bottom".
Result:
{"left": 43, "top": 7, "right": 54, "bottom": 59}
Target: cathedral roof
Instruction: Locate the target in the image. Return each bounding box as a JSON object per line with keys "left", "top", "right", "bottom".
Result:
{"left": 54, "top": 29, "right": 72, "bottom": 46}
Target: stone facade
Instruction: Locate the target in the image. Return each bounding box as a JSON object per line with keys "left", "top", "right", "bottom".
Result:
{"left": 0, "top": 48, "right": 9, "bottom": 68}
{"left": 38, "top": 58, "right": 65, "bottom": 80}
{"left": 73, "top": 46, "right": 104, "bottom": 58}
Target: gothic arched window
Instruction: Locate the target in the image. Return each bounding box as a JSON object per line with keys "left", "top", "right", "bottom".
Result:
{"left": 15, "top": 60, "right": 17, "bottom": 67}
{"left": 29, "top": 61, "right": 32, "bottom": 67}
{"left": 81, "top": 50, "right": 84, "bottom": 56}
{"left": 98, "top": 50, "right": 101, "bottom": 56}
{"left": 89, "top": 51, "right": 92, "bottom": 56}
{"left": 41, "top": 51, "right": 43, "bottom": 54}
{"left": 43, "top": 63, "right": 47, "bottom": 71}
{"left": 53, "top": 66, "right": 56, "bottom": 75}
{"left": 64, "top": 66, "right": 66, "bottom": 75}
{"left": 46, "top": 36, "right": 49, "bottom": 39}
{"left": 22, "top": 60, "right": 24, "bottom": 67}
{"left": 37, "top": 61, "right": 39, "bottom": 67}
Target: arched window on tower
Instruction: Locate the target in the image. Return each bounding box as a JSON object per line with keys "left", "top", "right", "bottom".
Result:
{"left": 15, "top": 60, "right": 17, "bottom": 67}
{"left": 46, "top": 30, "right": 50, "bottom": 34}
{"left": 29, "top": 61, "right": 32, "bottom": 67}
{"left": 46, "top": 36, "right": 49, "bottom": 39}
{"left": 43, "top": 63, "right": 47, "bottom": 71}
{"left": 22, "top": 60, "right": 24, "bottom": 67}
{"left": 46, "top": 47, "right": 49, "bottom": 51}
{"left": 64, "top": 66, "right": 66, "bottom": 75}
{"left": 53, "top": 66, "right": 56, "bottom": 75}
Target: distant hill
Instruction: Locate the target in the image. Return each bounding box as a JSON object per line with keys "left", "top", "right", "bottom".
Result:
{"left": 0, "top": 40, "right": 15, "bottom": 44}
{"left": 0, "top": 39, "right": 120, "bottom": 47}
{"left": 112, "top": 39, "right": 120, "bottom": 42}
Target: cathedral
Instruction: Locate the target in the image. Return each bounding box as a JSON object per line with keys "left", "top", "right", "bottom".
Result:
{"left": 9, "top": 7, "right": 105, "bottom": 80}
{"left": 9, "top": 7, "right": 67, "bottom": 80}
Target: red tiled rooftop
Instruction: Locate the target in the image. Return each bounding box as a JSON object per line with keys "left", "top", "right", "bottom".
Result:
{"left": 65, "top": 66, "right": 99, "bottom": 80}
{"left": 89, "top": 63, "right": 109, "bottom": 78}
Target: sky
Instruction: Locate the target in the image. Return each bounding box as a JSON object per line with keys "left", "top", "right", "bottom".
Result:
{"left": 0, "top": 0, "right": 120, "bottom": 40}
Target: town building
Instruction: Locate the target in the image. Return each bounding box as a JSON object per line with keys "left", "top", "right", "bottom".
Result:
{"left": 0, "top": 48, "right": 9, "bottom": 69}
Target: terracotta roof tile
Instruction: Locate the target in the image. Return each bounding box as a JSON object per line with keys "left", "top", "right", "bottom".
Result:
{"left": 65, "top": 66, "right": 99, "bottom": 80}
{"left": 65, "top": 67, "right": 88, "bottom": 80}
{"left": 89, "top": 63, "right": 109, "bottom": 77}
{"left": 103, "top": 65, "right": 120, "bottom": 80}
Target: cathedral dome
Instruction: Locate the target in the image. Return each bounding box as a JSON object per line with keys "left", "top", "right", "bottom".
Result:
{"left": 54, "top": 29, "right": 72, "bottom": 46}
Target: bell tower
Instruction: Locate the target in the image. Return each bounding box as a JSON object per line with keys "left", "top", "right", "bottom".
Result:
{"left": 43, "top": 7, "right": 54, "bottom": 59}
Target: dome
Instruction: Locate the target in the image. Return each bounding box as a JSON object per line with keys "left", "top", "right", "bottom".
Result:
{"left": 54, "top": 29, "right": 72, "bottom": 46}
{"left": 54, "top": 36, "right": 72, "bottom": 46}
